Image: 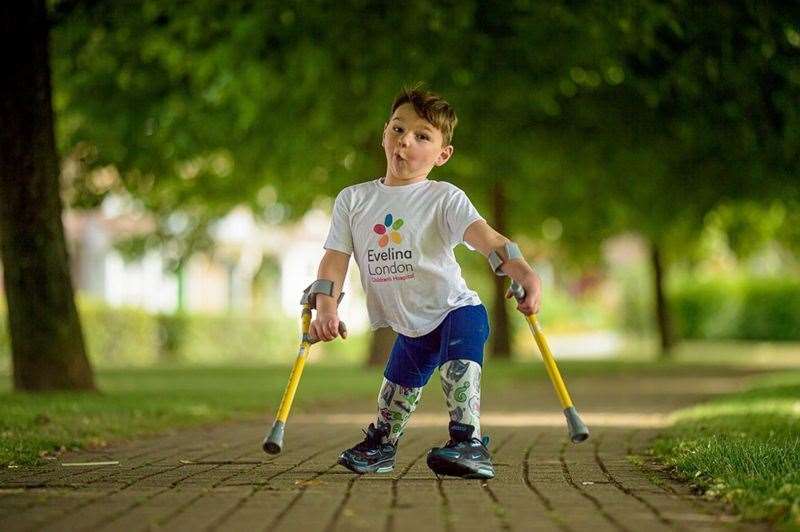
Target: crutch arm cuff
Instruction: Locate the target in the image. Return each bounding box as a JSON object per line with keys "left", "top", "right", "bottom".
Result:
{"left": 488, "top": 242, "right": 523, "bottom": 276}
{"left": 301, "top": 279, "right": 344, "bottom": 308}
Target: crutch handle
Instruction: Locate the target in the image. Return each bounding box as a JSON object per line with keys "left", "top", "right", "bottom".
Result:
{"left": 507, "top": 281, "right": 526, "bottom": 301}
{"left": 306, "top": 321, "right": 348, "bottom": 345}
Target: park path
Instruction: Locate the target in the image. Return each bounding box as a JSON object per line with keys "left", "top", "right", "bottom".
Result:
{"left": 0, "top": 367, "right": 774, "bottom": 531}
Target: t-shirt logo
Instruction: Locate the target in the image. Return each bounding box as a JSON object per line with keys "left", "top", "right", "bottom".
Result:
{"left": 373, "top": 213, "right": 404, "bottom": 247}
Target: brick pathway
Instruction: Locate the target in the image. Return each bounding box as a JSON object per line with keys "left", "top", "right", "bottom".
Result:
{"left": 0, "top": 369, "right": 773, "bottom": 531}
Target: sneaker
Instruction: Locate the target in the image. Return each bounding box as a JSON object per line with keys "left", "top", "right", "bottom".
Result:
{"left": 426, "top": 421, "right": 495, "bottom": 479}
{"left": 337, "top": 422, "right": 396, "bottom": 474}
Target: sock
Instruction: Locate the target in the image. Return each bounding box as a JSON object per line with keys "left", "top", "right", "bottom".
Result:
{"left": 439, "top": 359, "right": 482, "bottom": 439}
{"left": 376, "top": 377, "right": 422, "bottom": 445}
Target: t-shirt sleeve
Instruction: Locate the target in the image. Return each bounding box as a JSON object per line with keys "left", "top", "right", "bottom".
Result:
{"left": 323, "top": 189, "right": 354, "bottom": 255}
{"left": 443, "top": 187, "right": 485, "bottom": 248}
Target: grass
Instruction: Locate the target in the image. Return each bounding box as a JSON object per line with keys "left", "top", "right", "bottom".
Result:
{"left": 651, "top": 371, "right": 800, "bottom": 531}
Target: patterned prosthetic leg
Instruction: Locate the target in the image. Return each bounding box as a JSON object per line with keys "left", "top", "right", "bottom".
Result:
{"left": 376, "top": 378, "right": 422, "bottom": 445}
{"left": 439, "top": 359, "right": 482, "bottom": 439}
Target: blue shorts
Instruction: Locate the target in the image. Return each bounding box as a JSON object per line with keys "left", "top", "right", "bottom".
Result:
{"left": 384, "top": 304, "right": 490, "bottom": 388}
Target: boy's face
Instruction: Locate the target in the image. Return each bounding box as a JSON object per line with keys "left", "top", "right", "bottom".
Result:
{"left": 382, "top": 103, "right": 453, "bottom": 184}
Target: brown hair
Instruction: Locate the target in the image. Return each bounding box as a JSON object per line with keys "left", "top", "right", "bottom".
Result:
{"left": 390, "top": 86, "right": 458, "bottom": 146}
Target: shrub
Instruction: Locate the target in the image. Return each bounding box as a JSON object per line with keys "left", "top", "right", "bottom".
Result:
{"left": 156, "top": 311, "right": 190, "bottom": 362}
{"left": 738, "top": 280, "right": 800, "bottom": 341}
{"left": 180, "top": 312, "right": 297, "bottom": 364}
{"left": 671, "top": 277, "right": 800, "bottom": 341}
{"left": 0, "top": 298, "right": 305, "bottom": 368}
{"left": 79, "top": 298, "right": 160, "bottom": 366}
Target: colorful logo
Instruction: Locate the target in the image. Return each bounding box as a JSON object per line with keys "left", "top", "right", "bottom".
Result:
{"left": 373, "top": 213, "right": 404, "bottom": 247}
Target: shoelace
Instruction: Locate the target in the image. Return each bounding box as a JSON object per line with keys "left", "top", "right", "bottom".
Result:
{"left": 353, "top": 426, "right": 385, "bottom": 451}
{"left": 444, "top": 437, "right": 486, "bottom": 449}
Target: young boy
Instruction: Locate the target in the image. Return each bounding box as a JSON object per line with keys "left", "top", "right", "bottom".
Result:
{"left": 308, "top": 88, "right": 541, "bottom": 479}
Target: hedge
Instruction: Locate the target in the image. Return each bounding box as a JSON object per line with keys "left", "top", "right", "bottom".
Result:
{"left": 671, "top": 277, "right": 800, "bottom": 341}
{"left": 0, "top": 298, "right": 299, "bottom": 368}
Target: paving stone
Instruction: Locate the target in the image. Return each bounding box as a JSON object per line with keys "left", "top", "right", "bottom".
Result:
{"left": 0, "top": 370, "right": 776, "bottom": 531}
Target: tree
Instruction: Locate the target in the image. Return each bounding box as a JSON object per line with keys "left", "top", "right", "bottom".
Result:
{"left": 49, "top": 0, "right": 565, "bottom": 362}
{"left": 508, "top": 1, "right": 800, "bottom": 357}
{"left": 596, "top": 1, "right": 800, "bottom": 355}
{"left": 46, "top": 1, "right": 667, "bottom": 361}
{"left": 49, "top": 1, "right": 798, "bottom": 363}
{"left": 0, "top": 0, "right": 94, "bottom": 390}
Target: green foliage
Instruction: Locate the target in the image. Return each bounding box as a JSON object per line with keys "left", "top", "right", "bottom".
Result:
{"left": 535, "top": 288, "right": 616, "bottom": 333}
{"left": 740, "top": 281, "right": 800, "bottom": 341}
{"left": 179, "top": 312, "right": 294, "bottom": 364}
{"left": 0, "top": 298, "right": 368, "bottom": 368}
{"left": 44, "top": 1, "right": 800, "bottom": 358}
{"left": 78, "top": 298, "right": 160, "bottom": 366}
{"left": 155, "top": 311, "right": 189, "bottom": 362}
{"left": 671, "top": 277, "right": 800, "bottom": 341}
{"left": 615, "top": 264, "right": 656, "bottom": 335}
{"left": 50, "top": 0, "right": 800, "bottom": 236}
{"left": 704, "top": 200, "right": 800, "bottom": 261}
{"left": 653, "top": 372, "right": 800, "bottom": 529}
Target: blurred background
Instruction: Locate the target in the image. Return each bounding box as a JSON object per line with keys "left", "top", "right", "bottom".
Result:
{"left": 2, "top": 1, "right": 799, "bottom": 385}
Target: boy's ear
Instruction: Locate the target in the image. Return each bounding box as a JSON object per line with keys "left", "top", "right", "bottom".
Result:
{"left": 435, "top": 145, "right": 454, "bottom": 166}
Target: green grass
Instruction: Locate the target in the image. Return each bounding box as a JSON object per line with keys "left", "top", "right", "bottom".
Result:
{"left": 652, "top": 371, "right": 800, "bottom": 531}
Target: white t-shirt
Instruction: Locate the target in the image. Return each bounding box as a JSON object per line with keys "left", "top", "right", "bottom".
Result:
{"left": 324, "top": 177, "right": 484, "bottom": 337}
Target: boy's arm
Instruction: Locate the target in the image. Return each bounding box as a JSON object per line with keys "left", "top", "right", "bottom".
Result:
{"left": 463, "top": 220, "right": 541, "bottom": 315}
{"left": 311, "top": 249, "right": 351, "bottom": 341}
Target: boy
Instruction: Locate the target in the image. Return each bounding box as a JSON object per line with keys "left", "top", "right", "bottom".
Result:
{"left": 309, "top": 87, "right": 541, "bottom": 479}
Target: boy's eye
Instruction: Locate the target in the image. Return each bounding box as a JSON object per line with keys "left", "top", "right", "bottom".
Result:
{"left": 417, "top": 134, "right": 430, "bottom": 141}
{"left": 393, "top": 126, "right": 403, "bottom": 133}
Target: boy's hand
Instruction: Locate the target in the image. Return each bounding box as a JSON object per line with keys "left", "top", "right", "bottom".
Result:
{"left": 309, "top": 310, "right": 348, "bottom": 342}
{"left": 506, "top": 272, "right": 542, "bottom": 315}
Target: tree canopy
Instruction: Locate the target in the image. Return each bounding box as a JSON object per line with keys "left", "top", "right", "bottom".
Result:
{"left": 48, "top": 0, "right": 800, "bottom": 356}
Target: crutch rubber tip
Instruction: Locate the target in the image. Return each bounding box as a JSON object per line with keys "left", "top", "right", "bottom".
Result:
{"left": 263, "top": 421, "right": 285, "bottom": 454}
{"left": 564, "top": 406, "right": 589, "bottom": 443}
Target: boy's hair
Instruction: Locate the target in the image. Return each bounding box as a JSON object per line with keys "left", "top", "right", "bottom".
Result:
{"left": 391, "top": 87, "right": 458, "bottom": 146}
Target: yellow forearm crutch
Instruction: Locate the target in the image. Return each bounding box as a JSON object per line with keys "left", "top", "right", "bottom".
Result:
{"left": 508, "top": 281, "right": 589, "bottom": 443}
{"left": 262, "top": 286, "right": 346, "bottom": 454}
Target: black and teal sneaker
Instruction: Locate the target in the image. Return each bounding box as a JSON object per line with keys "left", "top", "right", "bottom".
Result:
{"left": 337, "top": 422, "right": 396, "bottom": 474}
{"left": 426, "top": 421, "right": 495, "bottom": 479}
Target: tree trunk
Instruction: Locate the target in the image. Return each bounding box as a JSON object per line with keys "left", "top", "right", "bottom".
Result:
{"left": 0, "top": 0, "right": 95, "bottom": 390}
{"left": 650, "top": 241, "right": 675, "bottom": 359}
{"left": 490, "top": 181, "right": 511, "bottom": 359}
{"left": 366, "top": 327, "right": 396, "bottom": 367}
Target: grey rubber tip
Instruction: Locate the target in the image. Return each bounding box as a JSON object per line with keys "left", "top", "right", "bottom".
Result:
{"left": 263, "top": 421, "right": 285, "bottom": 454}
{"left": 564, "top": 406, "right": 589, "bottom": 443}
